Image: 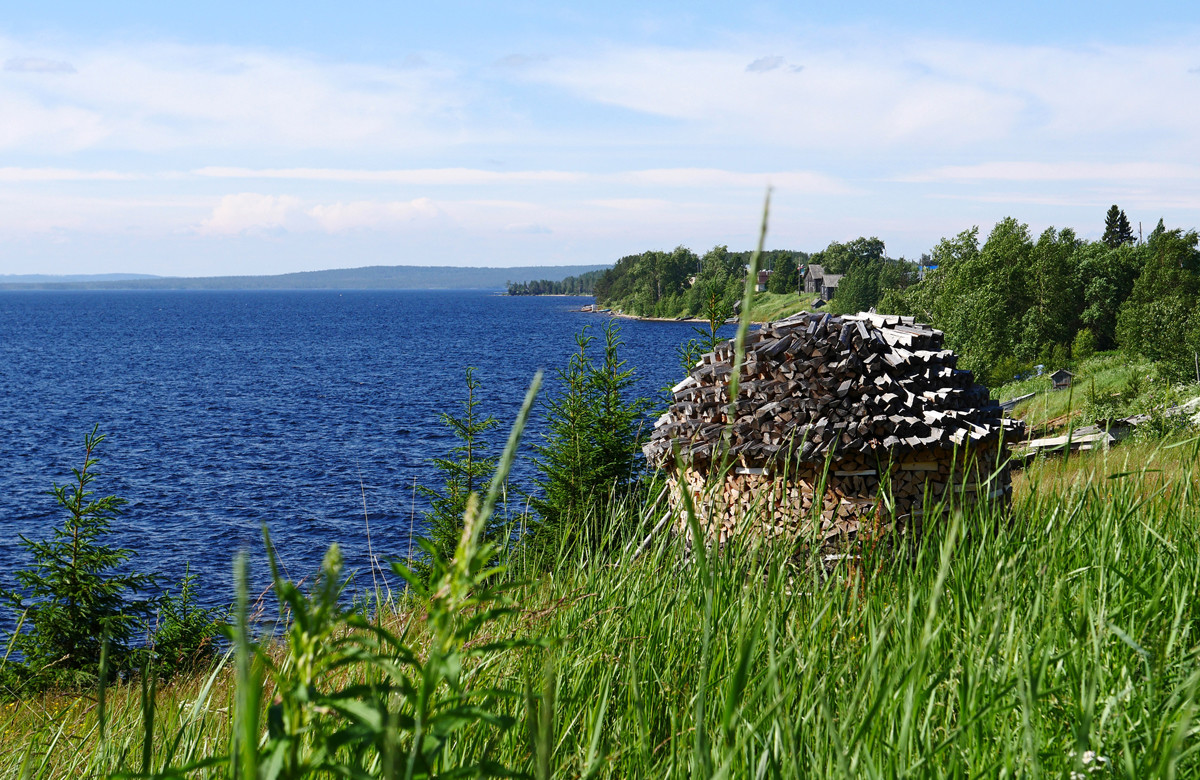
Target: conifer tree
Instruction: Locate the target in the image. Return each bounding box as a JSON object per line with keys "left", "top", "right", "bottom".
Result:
{"left": 413, "top": 367, "right": 499, "bottom": 580}
{"left": 1, "top": 427, "right": 158, "bottom": 688}
{"left": 1103, "top": 205, "right": 1136, "bottom": 247}
{"left": 530, "top": 321, "right": 649, "bottom": 552}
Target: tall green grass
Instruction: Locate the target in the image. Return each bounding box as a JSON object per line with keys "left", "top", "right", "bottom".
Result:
{"left": 3, "top": 434, "right": 1199, "bottom": 778}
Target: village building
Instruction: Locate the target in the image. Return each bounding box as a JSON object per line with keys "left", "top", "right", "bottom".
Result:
{"left": 1050, "top": 369, "right": 1074, "bottom": 391}
{"left": 801, "top": 264, "right": 843, "bottom": 300}
{"left": 643, "top": 311, "right": 1019, "bottom": 551}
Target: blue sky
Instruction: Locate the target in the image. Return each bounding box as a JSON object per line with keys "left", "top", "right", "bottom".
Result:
{"left": 2, "top": 1, "right": 1198, "bottom": 275}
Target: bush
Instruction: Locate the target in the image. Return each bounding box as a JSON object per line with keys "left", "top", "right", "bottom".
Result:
{"left": 1071, "top": 328, "right": 1096, "bottom": 361}
{"left": 150, "top": 568, "right": 224, "bottom": 678}
{"left": 986, "top": 355, "right": 1033, "bottom": 389}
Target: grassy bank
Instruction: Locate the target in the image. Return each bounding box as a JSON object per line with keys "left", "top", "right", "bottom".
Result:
{"left": 4, "top": 434, "right": 1200, "bottom": 778}
{"left": 607, "top": 290, "right": 820, "bottom": 323}
{"left": 998, "top": 352, "right": 1200, "bottom": 435}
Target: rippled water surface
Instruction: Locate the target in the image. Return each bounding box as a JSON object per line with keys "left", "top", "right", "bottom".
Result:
{"left": 0, "top": 290, "right": 728, "bottom": 608}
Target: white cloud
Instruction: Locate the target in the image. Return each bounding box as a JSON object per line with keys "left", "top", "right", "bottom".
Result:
{"left": 508, "top": 36, "right": 1200, "bottom": 155}
{"left": 198, "top": 194, "right": 444, "bottom": 234}
{"left": 200, "top": 193, "right": 302, "bottom": 234}
{"left": 0, "top": 38, "right": 476, "bottom": 153}
{"left": 307, "top": 198, "right": 441, "bottom": 231}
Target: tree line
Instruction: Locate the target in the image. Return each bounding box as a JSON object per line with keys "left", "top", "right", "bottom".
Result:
{"left": 593, "top": 246, "right": 806, "bottom": 318}
{"left": 506, "top": 268, "right": 607, "bottom": 296}
{"left": 880, "top": 209, "right": 1200, "bottom": 386}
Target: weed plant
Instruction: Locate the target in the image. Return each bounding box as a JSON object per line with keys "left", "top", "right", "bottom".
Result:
{"left": 3, "top": 425, "right": 1199, "bottom": 777}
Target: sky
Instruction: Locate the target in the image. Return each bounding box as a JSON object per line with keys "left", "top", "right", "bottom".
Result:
{"left": 1, "top": 0, "right": 1198, "bottom": 276}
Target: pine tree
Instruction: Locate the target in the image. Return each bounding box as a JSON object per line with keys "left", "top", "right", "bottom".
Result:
{"left": 1103, "top": 205, "right": 1136, "bottom": 247}
{"left": 1, "top": 427, "right": 158, "bottom": 688}
{"left": 530, "top": 321, "right": 649, "bottom": 553}
{"left": 412, "top": 367, "right": 499, "bottom": 581}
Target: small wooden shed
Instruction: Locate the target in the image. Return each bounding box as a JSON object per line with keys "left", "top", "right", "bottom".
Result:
{"left": 643, "top": 311, "right": 1019, "bottom": 551}
{"left": 1050, "top": 369, "right": 1074, "bottom": 391}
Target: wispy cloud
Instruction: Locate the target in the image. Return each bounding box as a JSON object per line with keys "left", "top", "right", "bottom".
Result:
{"left": 510, "top": 37, "right": 1200, "bottom": 155}
{"left": 4, "top": 57, "right": 76, "bottom": 74}
{"left": 502, "top": 223, "right": 552, "bottom": 234}
{"left": 901, "top": 161, "right": 1200, "bottom": 183}
{"left": 0, "top": 167, "right": 142, "bottom": 182}
{"left": 745, "top": 56, "right": 784, "bottom": 73}
{"left": 193, "top": 165, "right": 849, "bottom": 192}
{"left": 193, "top": 167, "right": 585, "bottom": 185}
{"left": 0, "top": 40, "right": 476, "bottom": 153}
{"left": 199, "top": 194, "right": 446, "bottom": 235}
{"left": 307, "top": 198, "right": 442, "bottom": 232}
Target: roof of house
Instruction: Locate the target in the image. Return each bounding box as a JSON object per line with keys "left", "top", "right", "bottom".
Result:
{"left": 1050, "top": 369, "right": 1074, "bottom": 380}
{"left": 820, "top": 273, "right": 844, "bottom": 288}
{"left": 643, "top": 311, "right": 1012, "bottom": 469}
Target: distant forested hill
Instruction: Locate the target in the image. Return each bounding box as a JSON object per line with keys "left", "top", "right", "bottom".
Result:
{"left": 0, "top": 273, "right": 161, "bottom": 284}
{"left": 0, "top": 264, "right": 610, "bottom": 291}
{"left": 506, "top": 269, "right": 606, "bottom": 295}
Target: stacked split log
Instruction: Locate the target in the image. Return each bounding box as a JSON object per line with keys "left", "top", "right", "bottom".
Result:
{"left": 644, "top": 311, "right": 1021, "bottom": 550}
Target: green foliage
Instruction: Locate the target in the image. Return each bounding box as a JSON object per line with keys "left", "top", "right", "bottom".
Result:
{"left": 1, "top": 426, "right": 158, "bottom": 689}
{"left": 1019, "top": 227, "right": 1082, "bottom": 360}
{"left": 675, "top": 280, "right": 732, "bottom": 375}
{"left": 888, "top": 221, "right": 1032, "bottom": 383}
{"left": 1102, "top": 204, "right": 1136, "bottom": 247}
{"left": 826, "top": 252, "right": 916, "bottom": 315}
{"left": 205, "top": 376, "right": 546, "bottom": 779}
{"left": 149, "top": 568, "right": 223, "bottom": 679}
{"left": 987, "top": 354, "right": 1034, "bottom": 388}
{"left": 529, "top": 321, "right": 649, "bottom": 552}
{"left": 1076, "top": 241, "right": 1144, "bottom": 350}
{"left": 1117, "top": 228, "right": 1200, "bottom": 380}
{"left": 1072, "top": 328, "right": 1097, "bottom": 361}
{"left": 593, "top": 244, "right": 807, "bottom": 318}
{"left": 507, "top": 269, "right": 607, "bottom": 296}
{"left": 413, "top": 367, "right": 499, "bottom": 582}
{"left": 11, "top": 435, "right": 1200, "bottom": 777}
{"left": 765, "top": 253, "right": 798, "bottom": 294}
{"left": 809, "top": 236, "right": 885, "bottom": 274}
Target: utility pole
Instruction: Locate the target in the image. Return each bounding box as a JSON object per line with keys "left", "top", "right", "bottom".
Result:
{"left": 1139, "top": 221, "right": 1143, "bottom": 245}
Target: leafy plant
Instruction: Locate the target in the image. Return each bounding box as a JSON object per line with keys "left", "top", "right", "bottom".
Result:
{"left": 214, "top": 373, "right": 546, "bottom": 779}
{"left": 1, "top": 426, "right": 158, "bottom": 690}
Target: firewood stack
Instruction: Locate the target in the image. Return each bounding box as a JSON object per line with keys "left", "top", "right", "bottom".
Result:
{"left": 643, "top": 311, "right": 1021, "bottom": 549}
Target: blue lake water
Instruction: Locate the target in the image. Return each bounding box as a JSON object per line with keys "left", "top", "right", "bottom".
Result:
{"left": 0, "top": 290, "right": 730, "bottom": 610}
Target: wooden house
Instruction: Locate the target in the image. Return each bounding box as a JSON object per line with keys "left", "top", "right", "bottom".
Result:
{"left": 801, "top": 264, "right": 843, "bottom": 300}
{"left": 643, "top": 311, "right": 1019, "bottom": 553}
{"left": 1050, "top": 369, "right": 1073, "bottom": 390}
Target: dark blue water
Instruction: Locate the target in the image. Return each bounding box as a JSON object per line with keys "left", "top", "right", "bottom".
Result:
{"left": 0, "top": 290, "right": 726, "bottom": 609}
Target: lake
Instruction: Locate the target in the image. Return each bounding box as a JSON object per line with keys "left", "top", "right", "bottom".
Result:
{"left": 0, "top": 290, "right": 730, "bottom": 610}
